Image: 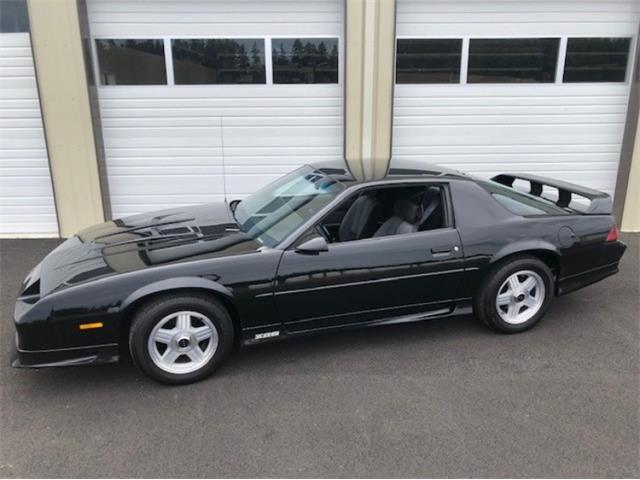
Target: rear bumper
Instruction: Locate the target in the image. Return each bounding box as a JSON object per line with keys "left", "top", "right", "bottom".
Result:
{"left": 558, "top": 240, "right": 626, "bottom": 295}
{"left": 11, "top": 342, "right": 119, "bottom": 369}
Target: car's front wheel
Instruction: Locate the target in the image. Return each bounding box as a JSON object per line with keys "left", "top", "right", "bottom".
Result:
{"left": 129, "top": 293, "right": 234, "bottom": 384}
{"left": 474, "top": 256, "right": 554, "bottom": 333}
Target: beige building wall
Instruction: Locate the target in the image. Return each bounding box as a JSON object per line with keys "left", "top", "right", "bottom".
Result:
{"left": 621, "top": 121, "right": 640, "bottom": 232}
{"left": 27, "top": 0, "right": 105, "bottom": 237}
{"left": 344, "top": 0, "right": 396, "bottom": 181}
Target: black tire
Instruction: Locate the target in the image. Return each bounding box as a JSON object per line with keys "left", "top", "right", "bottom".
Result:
{"left": 474, "top": 256, "right": 554, "bottom": 333}
{"left": 129, "top": 293, "right": 234, "bottom": 385}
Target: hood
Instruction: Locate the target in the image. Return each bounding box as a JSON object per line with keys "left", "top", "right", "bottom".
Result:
{"left": 29, "top": 202, "right": 262, "bottom": 297}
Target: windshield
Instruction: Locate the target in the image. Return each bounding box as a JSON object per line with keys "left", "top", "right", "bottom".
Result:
{"left": 233, "top": 166, "right": 346, "bottom": 247}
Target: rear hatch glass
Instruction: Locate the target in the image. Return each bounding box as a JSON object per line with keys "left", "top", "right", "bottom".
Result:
{"left": 479, "top": 180, "right": 569, "bottom": 216}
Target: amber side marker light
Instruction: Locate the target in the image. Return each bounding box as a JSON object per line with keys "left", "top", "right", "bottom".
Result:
{"left": 79, "top": 322, "right": 104, "bottom": 330}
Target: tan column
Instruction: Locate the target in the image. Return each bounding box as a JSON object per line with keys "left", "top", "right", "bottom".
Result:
{"left": 621, "top": 120, "right": 640, "bottom": 232}
{"left": 27, "top": 0, "right": 105, "bottom": 237}
{"left": 344, "top": 0, "right": 396, "bottom": 181}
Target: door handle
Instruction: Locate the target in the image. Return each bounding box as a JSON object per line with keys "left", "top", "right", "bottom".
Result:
{"left": 431, "top": 245, "right": 460, "bottom": 256}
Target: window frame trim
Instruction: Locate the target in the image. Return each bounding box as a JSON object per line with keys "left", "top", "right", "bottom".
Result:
{"left": 466, "top": 37, "right": 562, "bottom": 85}
{"left": 394, "top": 34, "right": 638, "bottom": 87}
{"left": 0, "top": 0, "right": 29, "bottom": 33}
{"left": 270, "top": 36, "right": 342, "bottom": 85}
{"left": 280, "top": 179, "right": 456, "bottom": 251}
{"left": 562, "top": 35, "right": 635, "bottom": 84}
{"left": 169, "top": 37, "right": 269, "bottom": 86}
{"left": 90, "top": 34, "right": 343, "bottom": 88}
{"left": 395, "top": 37, "right": 464, "bottom": 85}
{"left": 93, "top": 38, "right": 169, "bottom": 86}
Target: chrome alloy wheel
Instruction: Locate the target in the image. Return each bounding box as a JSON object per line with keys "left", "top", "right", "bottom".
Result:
{"left": 495, "top": 270, "right": 546, "bottom": 325}
{"left": 147, "top": 311, "right": 218, "bottom": 374}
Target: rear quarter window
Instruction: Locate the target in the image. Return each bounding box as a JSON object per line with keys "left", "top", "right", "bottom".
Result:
{"left": 479, "top": 180, "right": 569, "bottom": 216}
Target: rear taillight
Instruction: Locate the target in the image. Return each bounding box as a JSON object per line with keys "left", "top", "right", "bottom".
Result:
{"left": 606, "top": 224, "right": 619, "bottom": 242}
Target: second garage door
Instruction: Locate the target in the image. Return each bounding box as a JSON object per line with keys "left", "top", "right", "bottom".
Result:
{"left": 393, "top": 0, "right": 639, "bottom": 197}
{"left": 87, "top": 0, "right": 344, "bottom": 219}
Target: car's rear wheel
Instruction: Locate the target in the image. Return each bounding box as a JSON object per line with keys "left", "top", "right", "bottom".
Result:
{"left": 474, "top": 256, "right": 554, "bottom": 333}
{"left": 129, "top": 293, "right": 234, "bottom": 384}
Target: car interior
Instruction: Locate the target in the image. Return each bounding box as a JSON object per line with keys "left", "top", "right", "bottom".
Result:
{"left": 316, "top": 185, "right": 446, "bottom": 244}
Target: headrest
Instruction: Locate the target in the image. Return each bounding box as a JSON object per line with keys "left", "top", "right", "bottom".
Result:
{"left": 393, "top": 199, "right": 419, "bottom": 224}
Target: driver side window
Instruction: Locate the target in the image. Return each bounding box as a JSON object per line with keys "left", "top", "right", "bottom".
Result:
{"left": 314, "top": 184, "right": 447, "bottom": 244}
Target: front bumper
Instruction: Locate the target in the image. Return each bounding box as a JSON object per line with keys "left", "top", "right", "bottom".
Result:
{"left": 11, "top": 342, "right": 119, "bottom": 368}
{"left": 12, "top": 239, "right": 123, "bottom": 369}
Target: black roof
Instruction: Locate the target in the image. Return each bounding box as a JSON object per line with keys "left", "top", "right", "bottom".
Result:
{"left": 309, "top": 159, "right": 469, "bottom": 184}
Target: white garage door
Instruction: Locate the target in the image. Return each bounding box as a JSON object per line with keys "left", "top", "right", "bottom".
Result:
{"left": 393, "top": 0, "right": 640, "bottom": 197}
{"left": 0, "top": 33, "right": 57, "bottom": 236}
{"left": 86, "top": 0, "right": 344, "bottom": 219}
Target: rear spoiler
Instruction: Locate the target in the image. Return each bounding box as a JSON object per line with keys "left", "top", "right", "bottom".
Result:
{"left": 491, "top": 173, "right": 612, "bottom": 214}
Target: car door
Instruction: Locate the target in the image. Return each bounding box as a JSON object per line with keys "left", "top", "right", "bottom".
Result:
{"left": 274, "top": 190, "right": 465, "bottom": 333}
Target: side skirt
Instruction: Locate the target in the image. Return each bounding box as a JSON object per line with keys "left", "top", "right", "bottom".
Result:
{"left": 241, "top": 299, "right": 474, "bottom": 347}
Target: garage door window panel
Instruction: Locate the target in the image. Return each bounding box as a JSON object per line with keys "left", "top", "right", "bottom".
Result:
{"left": 396, "top": 39, "right": 462, "bottom": 84}
{"left": 468, "top": 38, "right": 560, "bottom": 83}
{"left": 1, "top": 0, "right": 28, "bottom": 33}
{"left": 172, "top": 39, "right": 266, "bottom": 85}
{"left": 96, "top": 39, "right": 166, "bottom": 85}
{"left": 272, "top": 38, "right": 339, "bottom": 84}
{"left": 563, "top": 37, "right": 631, "bottom": 83}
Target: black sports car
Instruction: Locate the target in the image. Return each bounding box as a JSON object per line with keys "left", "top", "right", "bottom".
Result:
{"left": 12, "top": 161, "right": 626, "bottom": 384}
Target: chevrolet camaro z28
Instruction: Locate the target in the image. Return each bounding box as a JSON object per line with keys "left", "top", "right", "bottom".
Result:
{"left": 11, "top": 161, "right": 626, "bottom": 384}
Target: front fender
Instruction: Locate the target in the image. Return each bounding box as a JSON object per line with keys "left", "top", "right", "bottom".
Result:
{"left": 120, "top": 276, "right": 233, "bottom": 312}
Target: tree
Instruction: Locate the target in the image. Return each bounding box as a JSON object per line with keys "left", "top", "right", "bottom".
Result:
{"left": 273, "top": 41, "right": 289, "bottom": 65}
{"left": 318, "top": 41, "right": 328, "bottom": 65}
{"left": 291, "top": 39, "right": 304, "bottom": 66}
{"left": 280, "top": 42, "right": 287, "bottom": 63}
{"left": 250, "top": 41, "right": 262, "bottom": 69}
{"left": 330, "top": 44, "right": 339, "bottom": 67}
{"left": 303, "top": 41, "right": 318, "bottom": 67}
{"left": 236, "top": 43, "right": 249, "bottom": 70}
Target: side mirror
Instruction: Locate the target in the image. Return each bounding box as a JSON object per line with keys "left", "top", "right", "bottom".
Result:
{"left": 229, "top": 199, "right": 241, "bottom": 213}
{"left": 295, "top": 236, "right": 329, "bottom": 255}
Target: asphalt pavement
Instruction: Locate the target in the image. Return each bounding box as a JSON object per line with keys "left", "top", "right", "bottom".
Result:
{"left": 0, "top": 235, "right": 638, "bottom": 478}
